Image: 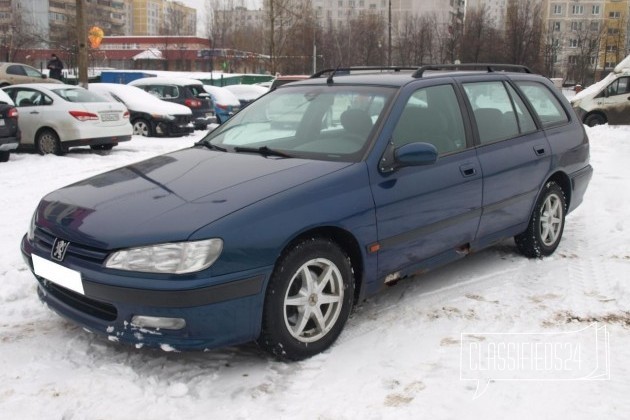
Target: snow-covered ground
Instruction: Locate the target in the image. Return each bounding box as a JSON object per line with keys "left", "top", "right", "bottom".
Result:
{"left": 1, "top": 125, "right": 629, "bottom": 419}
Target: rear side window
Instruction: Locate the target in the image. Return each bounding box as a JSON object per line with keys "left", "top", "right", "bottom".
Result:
{"left": 515, "top": 81, "right": 569, "bottom": 128}
{"left": 6, "top": 65, "right": 26, "bottom": 76}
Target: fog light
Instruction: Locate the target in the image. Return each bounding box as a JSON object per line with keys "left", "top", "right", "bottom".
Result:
{"left": 131, "top": 315, "right": 186, "bottom": 330}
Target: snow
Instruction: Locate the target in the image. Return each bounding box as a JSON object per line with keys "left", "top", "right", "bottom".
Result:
{"left": 88, "top": 83, "right": 192, "bottom": 115}
{"left": 202, "top": 85, "right": 241, "bottom": 106}
{"left": 1, "top": 125, "right": 630, "bottom": 419}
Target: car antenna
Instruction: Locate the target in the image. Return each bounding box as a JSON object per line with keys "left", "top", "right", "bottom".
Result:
{"left": 327, "top": 65, "right": 340, "bottom": 85}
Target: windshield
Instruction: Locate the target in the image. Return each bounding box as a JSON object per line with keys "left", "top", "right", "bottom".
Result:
{"left": 202, "top": 85, "right": 393, "bottom": 161}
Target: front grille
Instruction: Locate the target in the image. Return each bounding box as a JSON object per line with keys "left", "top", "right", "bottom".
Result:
{"left": 175, "top": 115, "right": 192, "bottom": 124}
{"left": 33, "top": 228, "right": 109, "bottom": 264}
{"left": 40, "top": 278, "right": 117, "bottom": 321}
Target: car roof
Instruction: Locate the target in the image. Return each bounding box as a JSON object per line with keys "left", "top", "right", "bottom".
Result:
{"left": 129, "top": 77, "right": 203, "bottom": 87}
{"left": 4, "top": 83, "right": 76, "bottom": 90}
{"left": 279, "top": 64, "right": 538, "bottom": 89}
{"left": 89, "top": 83, "right": 192, "bottom": 115}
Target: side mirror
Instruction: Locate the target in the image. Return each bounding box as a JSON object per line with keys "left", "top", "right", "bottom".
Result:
{"left": 395, "top": 142, "right": 438, "bottom": 167}
{"left": 42, "top": 74, "right": 48, "bottom": 79}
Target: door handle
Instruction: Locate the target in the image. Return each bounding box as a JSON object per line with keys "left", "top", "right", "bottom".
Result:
{"left": 29, "top": 111, "right": 39, "bottom": 115}
{"left": 533, "top": 144, "right": 546, "bottom": 156}
{"left": 459, "top": 164, "right": 477, "bottom": 177}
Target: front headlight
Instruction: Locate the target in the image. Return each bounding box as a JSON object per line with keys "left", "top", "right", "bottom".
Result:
{"left": 105, "top": 239, "right": 223, "bottom": 274}
{"left": 27, "top": 211, "right": 37, "bottom": 241}
{"left": 152, "top": 113, "right": 176, "bottom": 121}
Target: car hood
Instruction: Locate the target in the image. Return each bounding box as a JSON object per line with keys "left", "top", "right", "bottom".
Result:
{"left": 36, "top": 147, "right": 352, "bottom": 249}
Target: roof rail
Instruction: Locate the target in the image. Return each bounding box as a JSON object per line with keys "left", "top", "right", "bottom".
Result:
{"left": 311, "top": 66, "right": 418, "bottom": 79}
{"left": 412, "top": 63, "right": 532, "bottom": 78}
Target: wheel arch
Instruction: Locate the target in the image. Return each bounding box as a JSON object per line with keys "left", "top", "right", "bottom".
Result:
{"left": 34, "top": 126, "right": 64, "bottom": 152}
{"left": 279, "top": 226, "right": 365, "bottom": 304}
{"left": 546, "top": 171, "right": 572, "bottom": 210}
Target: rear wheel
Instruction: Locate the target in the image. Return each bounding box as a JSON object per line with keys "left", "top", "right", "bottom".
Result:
{"left": 0, "top": 151, "right": 9, "bottom": 162}
{"left": 515, "top": 181, "right": 566, "bottom": 258}
{"left": 36, "top": 129, "right": 64, "bottom": 155}
{"left": 90, "top": 144, "right": 115, "bottom": 151}
{"left": 132, "top": 119, "right": 153, "bottom": 137}
{"left": 258, "top": 237, "right": 354, "bottom": 361}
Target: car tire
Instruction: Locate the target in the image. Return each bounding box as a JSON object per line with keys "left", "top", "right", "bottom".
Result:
{"left": 90, "top": 144, "right": 115, "bottom": 151}
{"left": 36, "top": 129, "right": 64, "bottom": 155}
{"left": 0, "top": 151, "right": 9, "bottom": 162}
{"left": 515, "top": 181, "right": 566, "bottom": 258}
{"left": 584, "top": 113, "right": 606, "bottom": 127}
{"left": 132, "top": 119, "right": 153, "bottom": 137}
{"left": 258, "top": 237, "right": 354, "bottom": 361}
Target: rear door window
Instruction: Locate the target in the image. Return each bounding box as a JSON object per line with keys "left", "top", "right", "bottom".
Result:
{"left": 463, "top": 81, "right": 525, "bottom": 144}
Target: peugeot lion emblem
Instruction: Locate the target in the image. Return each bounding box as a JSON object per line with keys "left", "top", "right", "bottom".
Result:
{"left": 52, "top": 238, "right": 70, "bottom": 261}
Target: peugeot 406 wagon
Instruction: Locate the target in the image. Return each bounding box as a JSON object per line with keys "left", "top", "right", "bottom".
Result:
{"left": 21, "top": 64, "right": 593, "bottom": 360}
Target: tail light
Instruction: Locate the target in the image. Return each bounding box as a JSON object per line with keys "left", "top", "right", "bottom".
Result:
{"left": 185, "top": 99, "right": 202, "bottom": 108}
{"left": 216, "top": 104, "right": 228, "bottom": 110}
{"left": 7, "top": 107, "right": 18, "bottom": 118}
{"left": 123, "top": 111, "right": 130, "bottom": 119}
{"left": 69, "top": 110, "right": 99, "bottom": 121}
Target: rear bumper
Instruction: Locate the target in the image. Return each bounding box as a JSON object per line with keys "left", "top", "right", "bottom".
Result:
{"left": 0, "top": 136, "right": 19, "bottom": 151}
{"left": 62, "top": 135, "right": 132, "bottom": 149}
{"left": 568, "top": 164, "right": 593, "bottom": 213}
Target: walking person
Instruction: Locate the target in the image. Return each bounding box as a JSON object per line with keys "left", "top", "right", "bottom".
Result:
{"left": 47, "top": 54, "right": 64, "bottom": 81}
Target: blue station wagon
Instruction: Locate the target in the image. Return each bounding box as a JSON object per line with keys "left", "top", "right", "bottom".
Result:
{"left": 21, "top": 65, "right": 593, "bottom": 360}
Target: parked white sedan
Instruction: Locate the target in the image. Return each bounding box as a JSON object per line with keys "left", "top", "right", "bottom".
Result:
{"left": 2, "top": 84, "right": 132, "bottom": 154}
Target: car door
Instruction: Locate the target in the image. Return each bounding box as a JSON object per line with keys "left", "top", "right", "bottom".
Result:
{"left": 5, "top": 87, "right": 50, "bottom": 146}
{"left": 369, "top": 83, "right": 483, "bottom": 279}
{"left": 600, "top": 76, "right": 630, "bottom": 124}
{"left": 461, "top": 78, "right": 552, "bottom": 245}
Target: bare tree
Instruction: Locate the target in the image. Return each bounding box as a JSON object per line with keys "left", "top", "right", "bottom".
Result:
{"left": 504, "top": 0, "right": 543, "bottom": 70}
{"left": 461, "top": 4, "right": 500, "bottom": 63}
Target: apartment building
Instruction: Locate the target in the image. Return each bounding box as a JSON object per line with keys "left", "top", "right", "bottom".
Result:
{"left": 543, "top": 0, "right": 629, "bottom": 83}
{"left": 131, "top": 0, "right": 196, "bottom": 36}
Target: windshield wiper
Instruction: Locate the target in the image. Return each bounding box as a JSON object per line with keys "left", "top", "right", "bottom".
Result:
{"left": 195, "top": 139, "right": 227, "bottom": 152}
{"left": 233, "top": 146, "right": 293, "bottom": 158}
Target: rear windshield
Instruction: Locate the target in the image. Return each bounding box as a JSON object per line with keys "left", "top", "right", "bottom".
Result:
{"left": 52, "top": 88, "right": 107, "bottom": 103}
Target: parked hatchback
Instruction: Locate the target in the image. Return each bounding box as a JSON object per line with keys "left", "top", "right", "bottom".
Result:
{"left": 129, "top": 77, "right": 217, "bottom": 129}
{"left": 0, "top": 62, "right": 64, "bottom": 86}
{"left": 3, "top": 84, "right": 132, "bottom": 154}
{"left": 0, "top": 89, "right": 20, "bottom": 162}
{"left": 89, "top": 83, "right": 194, "bottom": 137}
{"left": 21, "top": 65, "right": 592, "bottom": 361}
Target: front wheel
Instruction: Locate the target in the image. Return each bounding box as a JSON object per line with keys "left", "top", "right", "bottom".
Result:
{"left": 515, "top": 181, "right": 566, "bottom": 258}
{"left": 584, "top": 113, "right": 605, "bottom": 127}
{"left": 258, "top": 237, "right": 354, "bottom": 361}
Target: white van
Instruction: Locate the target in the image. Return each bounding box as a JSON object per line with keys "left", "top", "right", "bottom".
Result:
{"left": 571, "top": 55, "right": 630, "bottom": 126}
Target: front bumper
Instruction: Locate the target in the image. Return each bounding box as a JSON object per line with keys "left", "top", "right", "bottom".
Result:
{"left": 21, "top": 234, "right": 270, "bottom": 351}
{"left": 192, "top": 113, "right": 217, "bottom": 129}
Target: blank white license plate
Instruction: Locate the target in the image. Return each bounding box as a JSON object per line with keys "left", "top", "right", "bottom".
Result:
{"left": 0, "top": 119, "right": 5, "bottom": 126}
{"left": 32, "top": 254, "right": 84, "bottom": 295}
{"left": 101, "top": 113, "right": 119, "bottom": 121}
